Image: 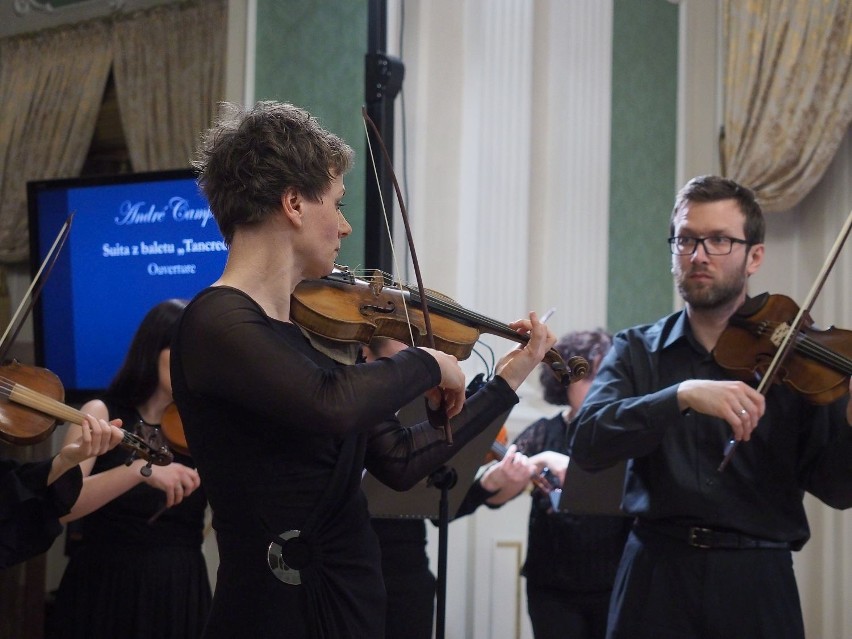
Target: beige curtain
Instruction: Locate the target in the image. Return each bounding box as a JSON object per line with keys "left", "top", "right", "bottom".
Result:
{"left": 112, "top": 0, "right": 227, "bottom": 172}
{"left": 0, "top": 21, "right": 113, "bottom": 264}
{"left": 0, "top": 24, "right": 110, "bottom": 634}
{"left": 721, "top": 0, "right": 852, "bottom": 213}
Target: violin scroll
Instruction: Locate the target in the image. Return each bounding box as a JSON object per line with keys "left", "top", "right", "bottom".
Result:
{"left": 566, "top": 355, "right": 589, "bottom": 383}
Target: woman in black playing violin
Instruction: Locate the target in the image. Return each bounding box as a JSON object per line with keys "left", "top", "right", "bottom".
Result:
{"left": 170, "top": 101, "right": 555, "bottom": 639}
{"left": 49, "top": 299, "right": 210, "bottom": 639}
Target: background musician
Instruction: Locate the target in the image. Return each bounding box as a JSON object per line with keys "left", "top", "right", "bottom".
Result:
{"left": 458, "top": 329, "right": 631, "bottom": 639}
{"left": 48, "top": 299, "right": 209, "bottom": 639}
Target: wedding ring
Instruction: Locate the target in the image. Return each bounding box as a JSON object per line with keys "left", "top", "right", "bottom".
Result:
{"left": 738, "top": 409, "right": 747, "bottom": 416}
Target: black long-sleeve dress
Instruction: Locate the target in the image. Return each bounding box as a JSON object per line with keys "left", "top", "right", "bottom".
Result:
{"left": 49, "top": 401, "right": 210, "bottom": 639}
{"left": 0, "top": 456, "right": 81, "bottom": 569}
{"left": 171, "top": 286, "right": 519, "bottom": 639}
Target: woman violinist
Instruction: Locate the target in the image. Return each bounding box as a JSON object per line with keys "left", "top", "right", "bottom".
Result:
{"left": 170, "top": 101, "right": 555, "bottom": 639}
{"left": 49, "top": 300, "right": 210, "bottom": 639}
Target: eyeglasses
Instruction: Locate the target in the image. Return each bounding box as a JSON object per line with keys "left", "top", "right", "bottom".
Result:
{"left": 668, "top": 236, "right": 750, "bottom": 256}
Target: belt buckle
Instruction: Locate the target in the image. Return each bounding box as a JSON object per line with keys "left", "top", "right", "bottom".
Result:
{"left": 688, "top": 526, "right": 713, "bottom": 549}
{"left": 267, "top": 529, "right": 302, "bottom": 585}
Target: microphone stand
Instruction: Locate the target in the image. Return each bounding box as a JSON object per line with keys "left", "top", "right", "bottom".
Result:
{"left": 427, "top": 465, "right": 458, "bottom": 639}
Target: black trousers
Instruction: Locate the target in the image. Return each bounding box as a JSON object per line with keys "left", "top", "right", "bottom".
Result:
{"left": 383, "top": 570, "right": 435, "bottom": 639}
{"left": 527, "top": 584, "right": 611, "bottom": 639}
{"left": 606, "top": 528, "right": 804, "bottom": 639}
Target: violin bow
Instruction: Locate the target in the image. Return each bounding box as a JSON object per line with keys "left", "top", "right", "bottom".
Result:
{"left": 719, "top": 207, "right": 852, "bottom": 471}
{"left": 361, "top": 106, "right": 453, "bottom": 444}
{"left": 0, "top": 214, "right": 74, "bottom": 363}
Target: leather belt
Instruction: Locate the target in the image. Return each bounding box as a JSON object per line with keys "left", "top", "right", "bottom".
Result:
{"left": 635, "top": 519, "right": 792, "bottom": 550}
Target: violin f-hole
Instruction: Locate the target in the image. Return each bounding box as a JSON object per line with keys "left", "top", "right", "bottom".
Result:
{"left": 360, "top": 301, "right": 396, "bottom": 315}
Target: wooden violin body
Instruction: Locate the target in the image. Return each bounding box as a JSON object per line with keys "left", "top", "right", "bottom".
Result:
{"left": 291, "top": 270, "right": 588, "bottom": 386}
{"left": 160, "top": 402, "right": 191, "bottom": 456}
{"left": 714, "top": 292, "right": 852, "bottom": 405}
{"left": 0, "top": 360, "right": 173, "bottom": 467}
{"left": 0, "top": 361, "right": 65, "bottom": 445}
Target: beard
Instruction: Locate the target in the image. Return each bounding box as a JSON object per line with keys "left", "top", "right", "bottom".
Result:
{"left": 675, "top": 260, "right": 748, "bottom": 310}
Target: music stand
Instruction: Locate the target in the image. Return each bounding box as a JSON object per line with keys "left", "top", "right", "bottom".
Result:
{"left": 557, "top": 458, "right": 629, "bottom": 516}
{"left": 362, "top": 401, "right": 510, "bottom": 639}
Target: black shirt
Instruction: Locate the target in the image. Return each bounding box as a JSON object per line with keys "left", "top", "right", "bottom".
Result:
{"left": 569, "top": 309, "right": 852, "bottom": 549}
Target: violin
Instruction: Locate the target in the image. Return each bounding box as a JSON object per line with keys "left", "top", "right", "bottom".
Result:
{"left": 485, "top": 425, "right": 562, "bottom": 497}
{"left": 714, "top": 292, "right": 852, "bottom": 405}
{"left": 488, "top": 426, "right": 562, "bottom": 498}
{"left": 715, "top": 208, "right": 852, "bottom": 472}
{"left": 160, "top": 402, "right": 191, "bottom": 456}
{"left": 291, "top": 269, "right": 589, "bottom": 386}
{"left": 0, "top": 218, "right": 171, "bottom": 471}
{"left": 0, "top": 360, "right": 173, "bottom": 471}
{"left": 484, "top": 425, "right": 509, "bottom": 463}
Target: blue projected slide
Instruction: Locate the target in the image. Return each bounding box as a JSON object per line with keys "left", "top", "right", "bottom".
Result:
{"left": 29, "top": 170, "right": 227, "bottom": 400}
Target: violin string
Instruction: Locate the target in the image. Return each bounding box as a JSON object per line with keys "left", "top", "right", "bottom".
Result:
{"left": 0, "top": 374, "right": 161, "bottom": 460}
{"left": 361, "top": 119, "right": 417, "bottom": 349}
{"left": 349, "top": 266, "right": 517, "bottom": 338}
{"left": 796, "top": 336, "right": 852, "bottom": 373}
{"left": 419, "top": 292, "right": 523, "bottom": 340}
{"left": 346, "top": 267, "right": 519, "bottom": 340}
{"left": 751, "top": 321, "right": 852, "bottom": 374}
{"left": 0, "top": 376, "right": 82, "bottom": 423}
{"left": 342, "top": 271, "right": 539, "bottom": 380}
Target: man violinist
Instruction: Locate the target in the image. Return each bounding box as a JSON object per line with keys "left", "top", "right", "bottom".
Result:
{"left": 568, "top": 175, "right": 852, "bottom": 639}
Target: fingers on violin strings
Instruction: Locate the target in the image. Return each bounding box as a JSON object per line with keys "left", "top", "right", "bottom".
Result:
{"left": 508, "top": 318, "right": 533, "bottom": 334}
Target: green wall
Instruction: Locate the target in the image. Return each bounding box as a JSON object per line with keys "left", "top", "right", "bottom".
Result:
{"left": 607, "top": 0, "right": 678, "bottom": 331}
{"left": 254, "top": 0, "right": 368, "bottom": 269}
{"left": 252, "top": 1, "right": 679, "bottom": 323}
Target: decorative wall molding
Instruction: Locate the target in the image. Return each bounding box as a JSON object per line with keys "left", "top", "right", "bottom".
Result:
{"left": 1, "top": 0, "right": 170, "bottom": 38}
{"left": 13, "top": 0, "right": 125, "bottom": 17}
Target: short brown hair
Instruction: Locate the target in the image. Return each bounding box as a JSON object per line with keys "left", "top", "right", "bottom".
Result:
{"left": 670, "top": 175, "right": 765, "bottom": 245}
{"left": 193, "top": 101, "right": 354, "bottom": 244}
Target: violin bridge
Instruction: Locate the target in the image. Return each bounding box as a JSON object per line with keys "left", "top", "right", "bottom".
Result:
{"left": 367, "top": 270, "right": 385, "bottom": 296}
{"left": 770, "top": 322, "right": 792, "bottom": 348}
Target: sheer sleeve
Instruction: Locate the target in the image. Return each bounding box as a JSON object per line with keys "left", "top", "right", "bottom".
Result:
{"left": 365, "top": 376, "right": 519, "bottom": 490}
{"left": 177, "top": 288, "right": 442, "bottom": 436}
{"left": 0, "top": 458, "right": 82, "bottom": 568}
{"left": 513, "top": 419, "right": 552, "bottom": 456}
{"left": 451, "top": 417, "right": 550, "bottom": 517}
